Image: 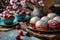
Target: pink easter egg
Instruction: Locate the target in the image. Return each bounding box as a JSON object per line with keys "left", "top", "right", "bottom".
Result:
{"left": 41, "top": 16, "right": 50, "bottom": 22}
{"left": 48, "top": 20, "right": 59, "bottom": 29}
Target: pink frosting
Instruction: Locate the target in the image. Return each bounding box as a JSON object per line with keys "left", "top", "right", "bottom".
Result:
{"left": 48, "top": 20, "right": 59, "bottom": 29}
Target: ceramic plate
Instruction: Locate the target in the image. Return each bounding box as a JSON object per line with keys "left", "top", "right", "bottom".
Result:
{"left": 27, "top": 25, "right": 60, "bottom": 34}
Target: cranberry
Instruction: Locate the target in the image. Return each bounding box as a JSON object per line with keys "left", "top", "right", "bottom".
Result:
{"left": 18, "top": 30, "right": 23, "bottom": 35}
{"left": 15, "top": 34, "right": 20, "bottom": 40}
{"left": 17, "top": 9, "right": 21, "bottom": 14}
{"left": 3, "top": 15, "right": 8, "bottom": 18}
{"left": 7, "top": 15, "right": 13, "bottom": 18}
{"left": 21, "top": 10, "right": 25, "bottom": 14}
{"left": 15, "top": 25, "right": 21, "bottom": 29}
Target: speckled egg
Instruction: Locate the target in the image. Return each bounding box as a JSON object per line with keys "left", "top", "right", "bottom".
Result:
{"left": 47, "top": 13, "right": 57, "bottom": 19}
{"left": 53, "top": 16, "right": 60, "bottom": 26}
{"left": 41, "top": 16, "right": 50, "bottom": 22}
{"left": 48, "top": 20, "right": 59, "bottom": 29}
{"left": 53, "top": 16, "right": 60, "bottom": 22}
{"left": 35, "top": 20, "right": 48, "bottom": 30}
{"left": 30, "top": 16, "right": 40, "bottom": 27}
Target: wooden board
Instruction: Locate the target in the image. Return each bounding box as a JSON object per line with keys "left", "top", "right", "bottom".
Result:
{"left": 0, "top": 26, "right": 13, "bottom": 32}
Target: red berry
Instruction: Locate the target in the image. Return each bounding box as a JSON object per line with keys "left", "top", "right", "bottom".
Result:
{"left": 18, "top": 30, "right": 23, "bottom": 35}
{"left": 15, "top": 34, "right": 20, "bottom": 39}
{"left": 8, "top": 15, "right": 13, "bottom": 18}
{"left": 3, "top": 15, "right": 8, "bottom": 18}
{"left": 17, "top": 9, "right": 21, "bottom": 14}
{"left": 15, "top": 25, "right": 21, "bottom": 29}
{"left": 21, "top": 10, "right": 25, "bottom": 14}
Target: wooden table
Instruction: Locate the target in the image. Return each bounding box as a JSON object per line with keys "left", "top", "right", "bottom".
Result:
{"left": 19, "top": 22, "right": 60, "bottom": 40}
{"left": 0, "top": 22, "right": 60, "bottom": 40}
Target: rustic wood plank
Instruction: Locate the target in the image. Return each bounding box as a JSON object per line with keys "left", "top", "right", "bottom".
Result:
{"left": 0, "top": 27, "right": 13, "bottom": 32}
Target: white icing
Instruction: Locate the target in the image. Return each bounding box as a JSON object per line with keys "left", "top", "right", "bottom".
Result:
{"left": 41, "top": 16, "right": 50, "bottom": 22}
{"left": 30, "top": 17, "right": 40, "bottom": 24}
{"left": 47, "top": 13, "right": 57, "bottom": 18}
{"left": 36, "top": 20, "right": 47, "bottom": 27}
{"left": 53, "top": 16, "right": 60, "bottom": 22}
{"left": 48, "top": 20, "right": 58, "bottom": 24}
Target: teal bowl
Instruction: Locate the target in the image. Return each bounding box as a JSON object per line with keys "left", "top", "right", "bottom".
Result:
{"left": 1, "top": 17, "right": 14, "bottom": 24}
{"left": 14, "top": 13, "right": 26, "bottom": 21}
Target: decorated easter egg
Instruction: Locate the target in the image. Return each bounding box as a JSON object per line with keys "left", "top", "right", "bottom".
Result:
{"left": 41, "top": 16, "right": 50, "bottom": 22}
{"left": 48, "top": 20, "right": 59, "bottom": 29}
{"left": 53, "top": 16, "right": 60, "bottom": 26}
{"left": 47, "top": 13, "right": 57, "bottom": 19}
{"left": 53, "top": 16, "right": 60, "bottom": 23}
{"left": 30, "top": 16, "right": 40, "bottom": 27}
{"left": 35, "top": 20, "right": 48, "bottom": 30}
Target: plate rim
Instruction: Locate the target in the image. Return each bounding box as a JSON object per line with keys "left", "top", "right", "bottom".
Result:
{"left": 27, "top": 25, "right": 60, "bottom": 33}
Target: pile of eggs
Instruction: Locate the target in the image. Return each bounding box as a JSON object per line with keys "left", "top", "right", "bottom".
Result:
{"left": 30, "top": 13, "right": 60, "bottom": 30}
